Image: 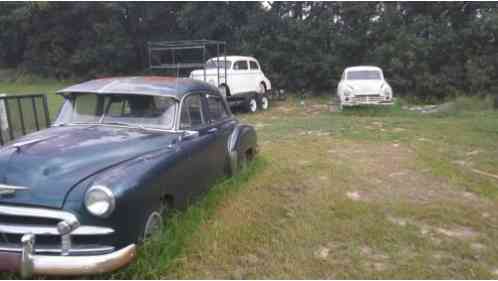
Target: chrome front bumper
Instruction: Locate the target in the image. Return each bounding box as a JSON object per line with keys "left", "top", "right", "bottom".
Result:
{"left": 342, "top": 95, "right": 393, "bottom": 106}
{"left": 18, "top": 234, "right": 135, "bottom": 277}
{"left": 0, "top": 205, "right": 137, "bottom": 277}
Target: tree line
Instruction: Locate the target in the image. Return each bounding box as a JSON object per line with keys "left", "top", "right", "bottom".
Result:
{"left": 1, "top": 2, "right": 497, "bottom": 101}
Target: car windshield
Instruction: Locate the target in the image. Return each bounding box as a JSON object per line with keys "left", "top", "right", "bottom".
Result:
{"left": 206, "top": 59, "right": 232, "bottom": 69}
{"left": 55, "top": 93, "right": 178, "bottom": 130}
{"left": 347, "top": 70, "right": 382, "bottom": 80}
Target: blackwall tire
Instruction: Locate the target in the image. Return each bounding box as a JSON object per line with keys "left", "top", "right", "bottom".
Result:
{"left": 229, "top": 150, "right": 248, "bottom": 176}
{"left": 139, "top": 203, "right": 168, "bottom": 243}
{"left": 259, "top": 95, "right": 269, "bottom": 111}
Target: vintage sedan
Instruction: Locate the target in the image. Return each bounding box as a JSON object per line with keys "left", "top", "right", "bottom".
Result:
{"left": 190, "top": 56, "right": 272, "bottom": 113}
{"left": 0, "top": 77, "right": 257, "bottom": 277}
{"left": 337, "top": 66, "right": 393, "bottom": 108}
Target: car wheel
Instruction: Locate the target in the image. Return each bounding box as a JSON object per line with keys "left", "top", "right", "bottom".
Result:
{"left": 139, "top": 202, "right": 168, "bottom": 242}
{"left": 247, "top": 97, "right": 258, "bottom": 113}
{"left": 229, "top": 149, "right": 249, "bottom": 176}
{"left": 259, "top": 95, "right": 269, "bottom": 111}
{"left": 219, "top": 85, "right": 229, "bottom": 97}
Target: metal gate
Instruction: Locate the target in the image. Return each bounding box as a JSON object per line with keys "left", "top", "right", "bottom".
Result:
{"left": 0, "top": 94, "right": 50, "bottom": 146}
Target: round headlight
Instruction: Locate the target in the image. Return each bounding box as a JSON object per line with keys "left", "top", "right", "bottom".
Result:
{"left": 85, "top": 185, "right": 115, "bottom": 218}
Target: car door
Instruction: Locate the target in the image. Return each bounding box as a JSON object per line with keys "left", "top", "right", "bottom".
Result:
{"left": 249, "top": 60, "right": 261, "bottom": 92}
{"left": 205, "top": 92, "right": 237, "bottom": 178}
{"left": 232, "top": 60, "right": 250, "bottom": 93}
{"left": 177, "top": 92, "right": 221, "bottom": 196}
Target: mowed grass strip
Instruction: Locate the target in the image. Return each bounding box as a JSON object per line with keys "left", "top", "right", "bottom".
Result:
{"left": 168, "top": 98, "right": 498, "bottom": 279}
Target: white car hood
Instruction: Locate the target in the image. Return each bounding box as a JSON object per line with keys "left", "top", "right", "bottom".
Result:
{"left": 346, "top": 80, "right": 385, "bottom": 95}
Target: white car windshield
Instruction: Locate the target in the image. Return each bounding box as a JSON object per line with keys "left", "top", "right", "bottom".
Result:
{"left": 347, "top": 70, "right": 382, "bottom": 80}
{"left": 206, "top": 60, "right": 232, "bottom": 69}
{"left": 55, "top": 93, "right": 178, "bottom": 130}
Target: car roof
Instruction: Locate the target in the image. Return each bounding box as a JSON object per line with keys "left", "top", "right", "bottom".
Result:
{"left": 57, "top": 76, "right": 219, "bottom": 99}
{"left": 344, "top": 66, "right": 383, "bottom": 72}
{"left": 208, "top": 56, "right": 257, "bottom": 62}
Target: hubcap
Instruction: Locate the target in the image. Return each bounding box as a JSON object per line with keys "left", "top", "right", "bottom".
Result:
{"left": 250, "top": 99, "right": 257, "bottom": 112}
{"left": 144, "top": 211, "right": 162, "bottom": 239}
{"left": 261, "top": 97, "right": 269, "bottom": 110}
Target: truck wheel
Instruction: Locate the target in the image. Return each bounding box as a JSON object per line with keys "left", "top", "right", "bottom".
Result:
{"left": 246, "top": 97, "right": 258, "bottom": 113}
{"left": 219, "top": 85, "right": 230, "bottom": 97}
{"left": 259, "top": 95, "right": 269, "bottom": 110}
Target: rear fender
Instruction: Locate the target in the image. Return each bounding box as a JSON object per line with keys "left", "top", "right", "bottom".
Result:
{"left": 227, "top": 125, "right": 257, "bottom": 174}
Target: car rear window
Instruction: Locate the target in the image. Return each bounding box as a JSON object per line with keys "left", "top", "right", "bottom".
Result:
{"left": 207, "top": 95, "right": 229, "bottom": 123}
{"left": 180, "top": 94, "right": 205, "bottom": 130}
{"left": 250, "top": 61, "right": 259, "bottom": 70}
{"left": 233, "top": 60, "right": 248, "bottom": 70}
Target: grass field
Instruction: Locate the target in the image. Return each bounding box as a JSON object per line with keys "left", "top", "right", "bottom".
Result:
{"left": 1, "top": 81, "right": 498, "bottom": 279}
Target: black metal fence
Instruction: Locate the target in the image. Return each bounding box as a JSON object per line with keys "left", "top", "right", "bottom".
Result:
{"left": 0, "top": 94, "right": 50, "bottom": 146}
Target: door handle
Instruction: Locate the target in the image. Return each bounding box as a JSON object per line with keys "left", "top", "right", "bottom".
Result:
{"left": 207, "top": 128, "right": 218, "bottom": 134}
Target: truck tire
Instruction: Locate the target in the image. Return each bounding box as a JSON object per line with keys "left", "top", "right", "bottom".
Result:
{"left": 258, "top": 95, "right": 269, "bottom": 111}
{"left": 246, "top": 96, "right": 258, "bottom": 113}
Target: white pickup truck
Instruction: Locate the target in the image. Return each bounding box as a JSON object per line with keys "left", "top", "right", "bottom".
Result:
{"left": 337, "top": 66, "right": 393, "bottom": 109}
{"left": 190, "top": 56, "right": 272, "bottom": 112}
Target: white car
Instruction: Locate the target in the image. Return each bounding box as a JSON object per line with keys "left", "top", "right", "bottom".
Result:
{"left": 190, "top": 56, "right": 272, "bottom": 112}
{"left": 337, "top": 66, "right": 393, "bottom": 108}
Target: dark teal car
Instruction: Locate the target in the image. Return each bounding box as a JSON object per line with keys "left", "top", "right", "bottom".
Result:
{"left": 0, "top": 77, "right": 257, "bottom": 277}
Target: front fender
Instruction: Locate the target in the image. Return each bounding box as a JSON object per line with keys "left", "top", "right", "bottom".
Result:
{"left": 63, "top": 147, "right": 177, "bottom": 247}
{"left": 260, "top": 75, "right": 272, "bottom": 91}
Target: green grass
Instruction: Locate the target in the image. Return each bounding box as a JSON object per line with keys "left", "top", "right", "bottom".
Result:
{"left": 0, "top": 80, "right": 70, "bottom": 119}
{"left": 105, "top": 158, "right": 267, "bottom": 279}
{"left": 0, "top": 80, "right": 498, "bottom": 278}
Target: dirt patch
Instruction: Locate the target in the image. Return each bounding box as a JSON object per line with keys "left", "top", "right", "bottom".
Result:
{"left": 435, "top": 226, "right": 479, "bottom": 240}
{"left": 328, "top": 143, "right": 489, "bottom": 206}
{"left": 359, "top": 246, "right": 390, "bottom": 272}
{"left": 346, "top": 191, "right": 362, "bottom": 201}
{"left": 387, "top": 215, "right": 480, "bottom": 242}
{"left": 313, "top": 246, "right": 330, "bottom": 259}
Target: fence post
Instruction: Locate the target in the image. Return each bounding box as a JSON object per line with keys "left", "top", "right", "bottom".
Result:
{"left": 41, "top": 94, "right": 51, "bottom": 127}
{"left": 0, "top": 94, "right": 6, "bottom": 145}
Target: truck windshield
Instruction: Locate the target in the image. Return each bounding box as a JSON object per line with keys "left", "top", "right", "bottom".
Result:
{"left": 206, "top": 60, "right": 232, "bottom": 69}
{"left": 55, "top": 93, "right": 178, "bottom": 130}
{"left": 347, "top": 70, "right": 382, "bottom": 80}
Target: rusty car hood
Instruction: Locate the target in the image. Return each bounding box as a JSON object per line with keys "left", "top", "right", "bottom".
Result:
{"left": 0, "top": 125, "right": 179, "bottom": 209}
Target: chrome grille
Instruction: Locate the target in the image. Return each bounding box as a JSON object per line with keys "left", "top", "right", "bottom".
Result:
{"left": 0, "top": 205, "right": 115, "bottom": 256}
{"left": 352, "top": 95, "right": 385, "bottom": 103}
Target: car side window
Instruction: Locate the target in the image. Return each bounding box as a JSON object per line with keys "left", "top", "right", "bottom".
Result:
{"left": 180, "top": 94, "right": 205, "bottom": 130}
{"left": 233, "top": 60, "right": 248, "bottom": 71}
{"left": 249, "top": 61, "right": 259, "bottom": 70}
{"left": 207, "top": 95, "right": 229, "bottom": 123}
{"left": 73, "top": 94, "right": 101, "bottom": 123}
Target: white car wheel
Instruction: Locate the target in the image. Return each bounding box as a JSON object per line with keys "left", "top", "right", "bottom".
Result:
{"left": 248, "top": 98, "right": 258, "bottom": 113}
{"left": 260, "top": 96, "right": 269, "bottom": 110}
